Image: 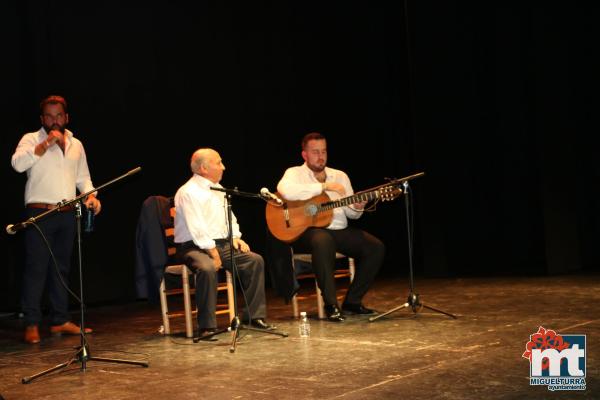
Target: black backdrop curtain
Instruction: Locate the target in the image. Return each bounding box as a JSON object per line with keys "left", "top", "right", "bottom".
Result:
{"left": 1, "top": 2, "right": 598, "bottom": 310}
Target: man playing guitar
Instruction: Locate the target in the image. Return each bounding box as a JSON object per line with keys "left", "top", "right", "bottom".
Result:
{"left": 274, "top": 132, "right": 386, "bottom": 322}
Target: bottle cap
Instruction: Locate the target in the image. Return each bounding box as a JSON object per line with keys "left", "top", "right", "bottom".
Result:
{"left": 300, "top": 311, "right": 307, "bottom": 316}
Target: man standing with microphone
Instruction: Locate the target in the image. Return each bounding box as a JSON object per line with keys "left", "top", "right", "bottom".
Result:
{"left": 10, "top": 95, "right": 101, "bottom": 344}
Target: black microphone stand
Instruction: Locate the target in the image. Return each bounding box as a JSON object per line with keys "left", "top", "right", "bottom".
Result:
{"left": 369, "top": 173, "right": 456, "bottom": 322}
{"left": 195, "top": 187, "right": 288, "bottom": 353}
{"left": 18, "top": 167, "right": 148, "bottom": 384}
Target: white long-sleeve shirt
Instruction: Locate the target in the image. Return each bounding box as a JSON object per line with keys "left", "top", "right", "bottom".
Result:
{"left": 11, "top": 128, "right": 95, "bottom": 205}
{"left": 277, "top": 163, "right": 363, "bottom": 230}
{"left": 174, "top": 174, "right": 242, "bottom": 249}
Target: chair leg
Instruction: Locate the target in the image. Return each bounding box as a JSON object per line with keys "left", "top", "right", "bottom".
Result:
{"left": 181, "top": 267, "right": 194, "bottom": 338}
{"left": 159, "top": 278, "right": 170, "bottom": 335}
{"left": 291, "top": 294, "right": 299, "bottom": 318}
{"left": 348, "top": 257, "right": 355, "bottom": 281}
{"left": 225, "top": 270, "right": 236, "bottom": 323}
{"left": 315, "top": 280, "right": 325, "bottom": 319}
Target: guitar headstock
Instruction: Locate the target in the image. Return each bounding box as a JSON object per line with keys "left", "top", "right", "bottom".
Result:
{"left": 378, "top": 185, "right": 403, "bottom": 201}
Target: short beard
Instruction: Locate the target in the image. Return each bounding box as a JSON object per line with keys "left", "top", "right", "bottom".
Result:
{"left": 307, "top": 164, "right": 325, "bottom": 173}
{"left": 44, "top": 123, "right": 66, "bottom": 133}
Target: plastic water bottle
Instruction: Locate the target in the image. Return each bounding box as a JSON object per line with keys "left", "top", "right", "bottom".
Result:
{"left": 299, "top": 311, "right": 310, "bottom": 338}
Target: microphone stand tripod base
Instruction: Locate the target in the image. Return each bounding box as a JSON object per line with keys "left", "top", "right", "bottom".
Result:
{"left": 21, "top": 338, "right": 148, "bottom": 384}
{"left": 369, "top": 292, "right": 457, "bottom": 322}
{"left": 230, "top": 321, "right": 289, "bottom": 354}
{"left": 191, "top": 316, "right": 289, "bottom": 353}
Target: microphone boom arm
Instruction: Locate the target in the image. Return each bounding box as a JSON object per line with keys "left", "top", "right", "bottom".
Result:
{"left": 6, "top": 166, "right": 142, "bottom": 235}
{"left": 210, "top": 186, "right": 263, "bottom": 199}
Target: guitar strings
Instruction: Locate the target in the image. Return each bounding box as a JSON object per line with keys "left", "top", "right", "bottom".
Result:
{"left": 348, "top": 197, "right": 380, "bottom": 212}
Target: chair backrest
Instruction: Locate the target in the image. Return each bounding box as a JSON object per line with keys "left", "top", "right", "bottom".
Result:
{"left": 164, "top": 207, "right": 177, "bottom": 260}
{"left": 135, "top": 195, "right": 174, "bottom": 302}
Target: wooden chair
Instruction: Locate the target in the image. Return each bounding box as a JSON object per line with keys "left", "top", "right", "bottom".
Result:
{"left": 159, "top": 207, "right": 235, "bottom": 338}
{"left": 290, "top": 251, "right": 355, "bottom": 319}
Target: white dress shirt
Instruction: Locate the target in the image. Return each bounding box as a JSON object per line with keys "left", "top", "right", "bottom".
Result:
{"left": 174, "top": 174, "right": 242, "bottom": 249}
{"left": 11, "top": 128, "right": 95, "bottom": 205}
{"left": 277, "top": 163, "right": 363, "bottom": 230}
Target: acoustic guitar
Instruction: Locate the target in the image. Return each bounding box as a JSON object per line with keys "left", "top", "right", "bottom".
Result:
{"left": 265, "top": 184, "right": 403, "bottom": 243}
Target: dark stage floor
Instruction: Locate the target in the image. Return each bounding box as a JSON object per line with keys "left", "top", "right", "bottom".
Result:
{"left": 0, "top": 274, "right": 598, "bottom": 399}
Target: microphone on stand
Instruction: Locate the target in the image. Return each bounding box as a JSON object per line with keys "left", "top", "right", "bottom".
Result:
{"left": 260, "top": 188, "right": 283, "bottom": 205}
{"left": 6, "top": 221, "right": 29, "bottom": 235}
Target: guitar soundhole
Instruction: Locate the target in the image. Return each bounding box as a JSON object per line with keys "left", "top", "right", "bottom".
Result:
{"left": 304, "top": 203, "right": 318, "bottom": 216}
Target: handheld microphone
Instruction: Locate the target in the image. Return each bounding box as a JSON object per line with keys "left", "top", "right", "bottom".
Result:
{"left": 84, "top": 206, "right": 95, "bottom": 233}
{"left": 260, "top": 188, "right": 283, "bottom": 205}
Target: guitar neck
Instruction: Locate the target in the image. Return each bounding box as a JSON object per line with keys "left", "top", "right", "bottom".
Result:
{"left": 319, "top": 190, "right": 379, "bottom": 211}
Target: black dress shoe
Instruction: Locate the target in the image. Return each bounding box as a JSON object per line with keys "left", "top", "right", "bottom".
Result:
{"left": 194, "top": 328, "right": 218, "bottom": 342}
{"left": 324, "top": 304, "right": 346, "bottom": 322}
{"left": 249, "top": 319, "right": 277, "bottom": 330}
{"left": 342, "top": 303, "right": 378, "bottom": 315}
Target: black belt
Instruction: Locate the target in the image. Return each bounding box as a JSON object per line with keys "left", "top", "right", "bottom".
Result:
{"left": 176, "top": 240, "right": 195, "bottom": 249}
{"left": 175, "top": 239, "right": 229, "bottom": 247}
{"left": 27, "top": 203, "right": 75, "bottom": 212}
{"left": 177, "top": 239, "right": 229, "bottom": 249}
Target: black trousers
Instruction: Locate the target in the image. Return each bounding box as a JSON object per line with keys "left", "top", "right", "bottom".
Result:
{"left": 177, "top": 241, "right": 267, "bottom": 330}
{"left": 22, "top": 208, "right": 76, "bottom": 326}
{"left": 292, "top": 226, "right": 385, "bottom": 307}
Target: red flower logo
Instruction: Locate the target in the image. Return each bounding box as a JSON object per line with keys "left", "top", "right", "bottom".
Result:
{"left": 523, "top": 326, "right": 570, "bottom": 370}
